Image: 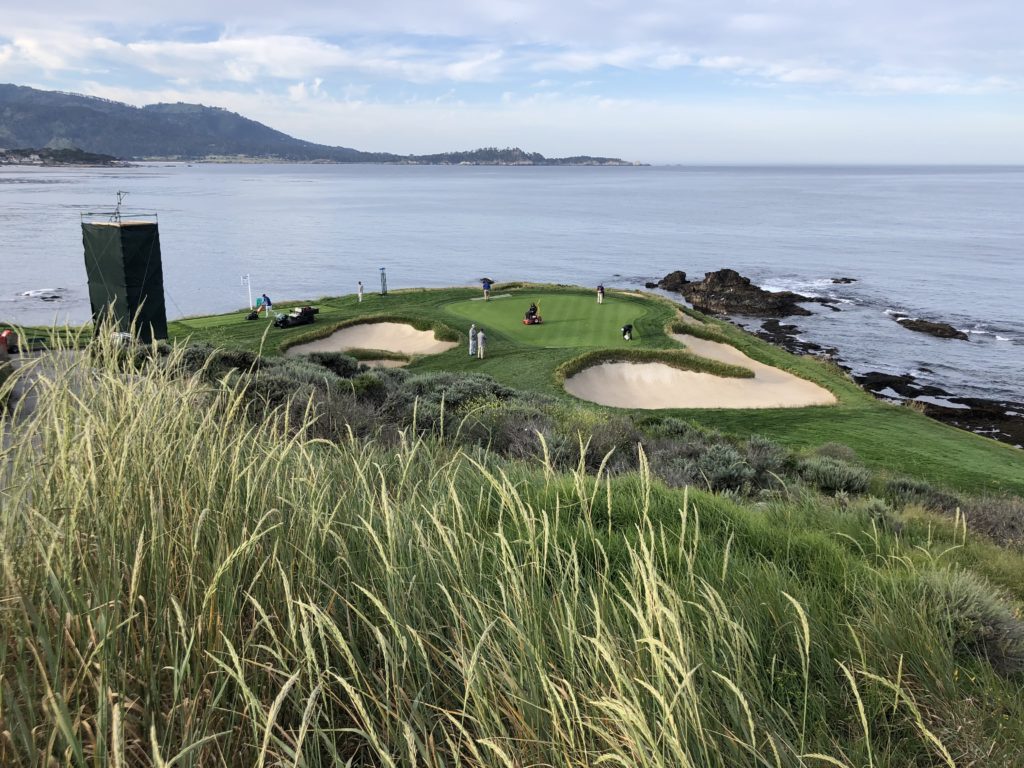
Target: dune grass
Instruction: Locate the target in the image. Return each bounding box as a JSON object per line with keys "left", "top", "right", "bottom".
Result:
{"left": 1, "top": 333, "right": 1023, "bottom": 765}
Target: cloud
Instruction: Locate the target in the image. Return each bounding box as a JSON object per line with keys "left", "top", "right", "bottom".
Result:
{"left": 3, "top": 1, "right": 1024, "bottom": 162}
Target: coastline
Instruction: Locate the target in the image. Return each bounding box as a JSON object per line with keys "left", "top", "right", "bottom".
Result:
{"left": 733, "top": 298, "right": 1024, "bottom": 449}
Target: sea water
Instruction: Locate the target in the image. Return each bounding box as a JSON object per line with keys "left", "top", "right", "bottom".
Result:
{"left": 1, "top": 163, "right": 1022, "bottom": 401}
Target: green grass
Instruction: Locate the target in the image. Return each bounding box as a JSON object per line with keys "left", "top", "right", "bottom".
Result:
{"left": 160, "top": 284, "right": 1024, "bottom": 497}
{"left": 2, "top": 333, "right": 1023, "bottom": 765}
{"left": 446, "top": 292, "right": 644, "bottom": 348}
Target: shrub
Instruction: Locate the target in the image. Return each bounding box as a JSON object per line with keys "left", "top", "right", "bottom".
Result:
{"left": 300, "top": 351, "right": 362, "bottom": 379}
{"left": 637, "top": 415, "right": 717, "bottom": 444}
{"left": 653, "top": 442, "right": 754, "bottom": 493}
{"left": 813, "top": 442, "right": 859, "bottom": 464}
{"left": 849, "top": 496, "right": 902, "bottom": 534}
{"left": 923, "top": 569, "right": 1024, "bottom": 677}
{"left": 960, "top": 496, "right": 1024, "bottom": 550}
{"left": 456, "top": 401, "right": 558, "bottom": 461}
{"left": 261, "top": 357, "right": 347, "bottom": 390}
{"left": 744, "top": 435, "right": 791, "bottom": 489}
{"left": 179, "top": 343, "right": 260, "bottom": 380}
{"left": 798, "top": 456, "right": 870, "bottom": 495}
{"left": 349, "top": 372, "right": 393, "bottom": 407}
{"left": 556, "top": 413, "right": 644, "bottom": 473}
{"left": 382, "top": 372, "right": 517, "bottom": 432}
{"left": 885, "top": 477, "right": 961, "bottom": 514}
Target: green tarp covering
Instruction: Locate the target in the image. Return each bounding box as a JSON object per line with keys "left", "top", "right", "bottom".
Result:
{"left": 82, "top": 221, "right": 168, "bottom": 342}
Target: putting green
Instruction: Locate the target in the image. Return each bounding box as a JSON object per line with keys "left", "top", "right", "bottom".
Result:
{"left": 446, "top": 292, "right": 642, "bottom": 348}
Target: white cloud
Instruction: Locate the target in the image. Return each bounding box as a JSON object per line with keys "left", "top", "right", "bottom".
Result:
{"left": 3, "top": 1, "right": 1024, "bottom": 162}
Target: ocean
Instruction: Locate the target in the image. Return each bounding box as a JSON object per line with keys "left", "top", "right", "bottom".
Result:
{"left": 2, "top": 163, "right": 1022, "bottom": 402}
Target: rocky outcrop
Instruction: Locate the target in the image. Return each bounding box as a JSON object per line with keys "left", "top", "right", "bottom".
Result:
{"left": 752, "top": 319, "right": 838, "bottom": 357}
{"left": 855, "top": 370, "right": 1024, "bottom": 448}
{"left": 890, "top": 314, "right": 968, "bottom": 340}
{"left": 832, "top": 276, "right": 857, "bottom": 284}
{"left": 656, "top": 270, "right": 689, "bottom": 291}
{"left": 681, "top": 269, "right": 813, "bottom": 317}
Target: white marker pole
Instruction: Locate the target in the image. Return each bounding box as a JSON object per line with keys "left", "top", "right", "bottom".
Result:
{"left": 242, "top": 273, "right": 253, "bottom": 309}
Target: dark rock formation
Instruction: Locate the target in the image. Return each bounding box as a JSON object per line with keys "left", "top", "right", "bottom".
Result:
{"left": 891, "top": 314, "right": 968, "bottom": 341}
{"left": 656, "top": 270, "right": 689, "bottom": 291}
{"left": 854, "top": 370, "right": 1024, "bottom": 448}
{"left": 922, "top": 397, "right": 1024, "bottom": 448}
{"left": 682, "top": 269, "right": 813, "bottom": 317}
{"left": 854, "top": 371, "right": 951, "bottom": 399}
{"left": 644, "top": 282, "right": 658, "bottom": 289}
{"left": 832, "top": 277, "right": 857, "bottom": 284}
{"left": 751, "top": 319, "right": 838, "bottom": 357}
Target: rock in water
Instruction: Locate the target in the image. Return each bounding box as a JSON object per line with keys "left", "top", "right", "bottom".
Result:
{"left": 682, "top": 269, "right": 813, "bottom": 317}
{"left": 832, "top": 276, "right": 857, "bottom": 284}
{"left": 893, "top": 317, "right": 969, "bottom": 340}
{"left": 656, "top": 270, "right": 689, "bottom": 291}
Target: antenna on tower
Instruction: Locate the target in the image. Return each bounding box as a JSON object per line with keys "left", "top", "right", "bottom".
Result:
{"left": 111, "top": 191, "right": 128, "bottom": 223}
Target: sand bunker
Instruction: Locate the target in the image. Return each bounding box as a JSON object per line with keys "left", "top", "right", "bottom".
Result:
{"left": 285, "top": 322, "right": 457, "bottom": 357}
{"left": 564, "top": 334, "right": 835, "bottom": 409}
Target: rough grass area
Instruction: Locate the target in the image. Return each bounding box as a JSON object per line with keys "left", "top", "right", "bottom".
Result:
{"left": 2, "top": 334, "right": 1023, "bottom": 765}
{"left": 555, "top": 346, "right": 755, "bottom": 381}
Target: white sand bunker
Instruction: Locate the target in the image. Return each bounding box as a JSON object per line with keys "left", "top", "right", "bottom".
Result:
{"left": 285, "top": 322, "right": 457, "bottom": 357}
{"left": 564, "top": 334, "right": 836, "bottom": 409}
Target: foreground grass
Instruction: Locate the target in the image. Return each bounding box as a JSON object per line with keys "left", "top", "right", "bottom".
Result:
{"left": 1, "top": 337, "right": 1023, "bottom": 766}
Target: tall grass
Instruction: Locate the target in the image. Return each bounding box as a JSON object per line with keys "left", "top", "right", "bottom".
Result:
{"left": 1, "top": 333, "right": 1021, "bottom": 765}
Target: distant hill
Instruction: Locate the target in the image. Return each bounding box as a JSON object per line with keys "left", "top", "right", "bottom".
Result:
{"left": 0, "top": 84, "right": 636, "bottom": 165}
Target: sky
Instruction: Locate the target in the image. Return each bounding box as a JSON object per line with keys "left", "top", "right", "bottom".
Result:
{"left": 1, "top": 1, "right": 1022, "bottom": 163}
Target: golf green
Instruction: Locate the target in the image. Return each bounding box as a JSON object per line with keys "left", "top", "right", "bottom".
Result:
{"left": 446, "top": 292, "right": 642, "bottom": 348}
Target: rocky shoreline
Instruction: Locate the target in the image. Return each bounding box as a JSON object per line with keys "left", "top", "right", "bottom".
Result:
{"left": 651, "top": 268, "right": 1024, "bottom": 449}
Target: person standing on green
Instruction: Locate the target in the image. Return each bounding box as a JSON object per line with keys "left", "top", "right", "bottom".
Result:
{"left": 477, "top": 328, "right": 487, "bottom": 359}
{"left": 468, "top": 323, "right": 477, "bottom": 356}
{"left": 481, "top": 278, "right": 492, "bottom": 300}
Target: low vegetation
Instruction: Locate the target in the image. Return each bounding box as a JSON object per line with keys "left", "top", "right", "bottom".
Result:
{"left": 2, "top": 332, "right": 1023, "bottom": 765}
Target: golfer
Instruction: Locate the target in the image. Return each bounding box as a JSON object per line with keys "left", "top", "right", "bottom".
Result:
{"left": 477, "top": 328, "right": 486, "bottom": 359}
{"left": 621, "top": 323, "right": 633, "bottom": 341}
{"left": 260, "top": 293, "right": 273, "bottom": 317}
{"left": 468, "top": 323, "right": 477, "bottom": 356}
{"left": 481, "top": 278, "right": 492, "bottom": 300}
{"left": 357, "top": 281, "right": 363, "bottom": 303}
{"left": 597, "top": 284, "right": 605, "bottom": 304}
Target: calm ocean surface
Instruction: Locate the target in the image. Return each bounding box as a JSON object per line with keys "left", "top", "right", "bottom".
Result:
{"left": 2, "top": 163, "right": 1022, "bottom": 401}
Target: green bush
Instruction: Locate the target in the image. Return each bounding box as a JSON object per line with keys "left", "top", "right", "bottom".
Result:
{"left": 456, "top": 401, "right": 558, "bottom": 461}
{"left": 961, "top": 496, "right": 1024, "bottom": 549}
{"left": 923, "top": 569, "right": 1024, "bottom": 677}
{"left": 744, "top": 434, "right": 791, "bottom": 489}
{"left": 653, "top": 442, "right": 754, "bottom": 492}
{"left": 301, "top": 351, "right": 363, "bottom": 379}
{"left": 886, "top": 477, "right": 962, "bottom": 513}
{"left": 814, "top": 441, "right": 859, "bottom": 464}
{"left": 849, "top": 496, "right": 903, "bottom": 534}
{"left": 799, "top": 455, "right": 871, "bottom": 495}
{"left": 383, "top": 372, "right": 518, "bottom": 431}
